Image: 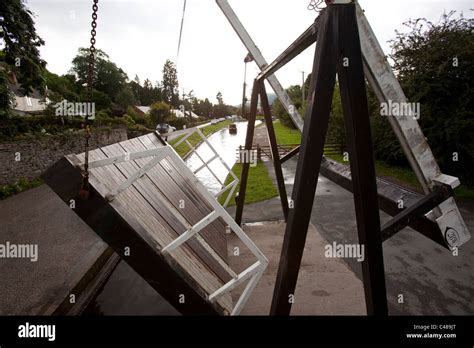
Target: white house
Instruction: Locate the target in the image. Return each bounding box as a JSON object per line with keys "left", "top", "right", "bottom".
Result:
{"left": 171, "top": 109, "right": 199, "bottom": 119}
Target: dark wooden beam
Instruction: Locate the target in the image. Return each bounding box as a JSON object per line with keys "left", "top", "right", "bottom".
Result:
{"left": 260, "top": 82, "right": 289, "bottom": 221}
{"left": 280, "top": 146, "right": 300, "bottom": 164}
{"left": 270, "top": 6, "right": 337, "bottom": 315}
{"left": 336, "top": 4, "right": 388, "bottom": 315}
{"left": 320, "top": 158, "right": 448, "bottom": 248}
{"left": 381, "top": 185, "right": 452, "bottom": 241}
{"left": 256, "top": 17, "right": 320, "bottom": 82}
{"left": 235, "top": 80, "right": 259, "bottom": 225}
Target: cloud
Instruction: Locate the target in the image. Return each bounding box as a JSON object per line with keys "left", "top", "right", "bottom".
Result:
{"left": 28, "top": 0, "right": 473, "bottom": 105}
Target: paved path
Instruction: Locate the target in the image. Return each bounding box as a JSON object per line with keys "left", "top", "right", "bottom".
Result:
{"left": 229, "top": 221, "right": 366, "bottom": 315}
{"left": 227, "top": 155, "right": 474, "bottom": 315}
{"left": 0, "top": 185, "right": 107, "bottom": 315}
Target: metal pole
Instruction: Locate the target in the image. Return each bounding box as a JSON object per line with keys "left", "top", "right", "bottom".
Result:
{"left": 241, "top": 62, "right": 247, "bottom": 117}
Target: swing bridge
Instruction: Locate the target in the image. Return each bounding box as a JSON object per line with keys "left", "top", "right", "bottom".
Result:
{"left": 42, "top": 0, "right": 471, "bottom": 316}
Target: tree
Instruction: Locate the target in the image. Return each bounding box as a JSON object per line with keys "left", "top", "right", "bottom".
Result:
{"left": 115, "top": 86, "right": 136, "bottom": 109}
{"left": 216, "top": 91, "right": 223, "bottom": 105}
{"left": 0, "top": 70, "right": 14, "bottom": 118}
{"left": 0, "top": 0, "right": 46, "bottom": 94}
{"left": 162, "top": 59, "right": 179, "bottom": 107}
{"left": 271, "top": 83, "right": 304, "bottom": 128}
{"left": 386, "top": 11, "right": 474, "bottom": 184}
{"left": 149, "top": 101, "right": 171, "bottom": 127}
{"left": 70, "top": 48, "right": 128, "bottom": 102}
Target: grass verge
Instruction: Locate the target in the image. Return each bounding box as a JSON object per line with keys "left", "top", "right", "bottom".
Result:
{"left": 218, "top": 160, "right": 278, "bottom": 206}
{"left": 273, "top": 120, "right": 301, "bottom": 145}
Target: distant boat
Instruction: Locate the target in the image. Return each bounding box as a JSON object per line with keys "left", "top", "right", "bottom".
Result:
{"left": 228, "top": 123, "right": 237, "bottom": 134}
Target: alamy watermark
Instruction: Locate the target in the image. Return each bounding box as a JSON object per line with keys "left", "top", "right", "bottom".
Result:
{"left": 0, "top": 241, "right": 38, "bottom": 262}
{"left": 324, "top": 242, "right": 365, "bottom": 262}
{"left": 380, "top": 100, "right": 420, "bottom": 119}
{"left": 235, "top": 148, "right": 258, "bottom": 167}
{"left": 54, "top": 100, "right": 95, "bottom": 119}
{"left": 18, "top": 322, "right": 55, "bottom": 342}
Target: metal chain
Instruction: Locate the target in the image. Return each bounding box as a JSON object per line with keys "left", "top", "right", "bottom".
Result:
{"left": 79, "top": 0, "right": 99, "bottom": 200}
{"left": 307, "top": 0, "right": 325, "bottom": 12}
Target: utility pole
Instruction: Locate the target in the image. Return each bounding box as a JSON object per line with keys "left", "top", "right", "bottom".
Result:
{"left": 301, "top": 71, "right": 305, "bottom": 104}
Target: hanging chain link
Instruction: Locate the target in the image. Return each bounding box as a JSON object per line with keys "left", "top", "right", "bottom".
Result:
{"left": 307, "top": 0, "right": 325, "bottom": 12}
{"left": 79, "top": 0, "right": 99, "bottom": 200}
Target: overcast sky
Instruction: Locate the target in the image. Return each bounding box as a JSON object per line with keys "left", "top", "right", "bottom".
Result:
{"left": 26, "top": 0, "right": 473, "bottom": 105}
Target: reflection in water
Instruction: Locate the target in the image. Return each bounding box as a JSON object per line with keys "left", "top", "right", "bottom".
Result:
{"left": 185, "top": 121, "right": 251, "bottom": 195}
{"left": 83, "top": 121, "right": 253, "bottom": 315}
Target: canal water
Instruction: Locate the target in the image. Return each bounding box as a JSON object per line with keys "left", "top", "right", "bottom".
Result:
{"left": 83, "top": 121, "right": 253, "bottom": 315}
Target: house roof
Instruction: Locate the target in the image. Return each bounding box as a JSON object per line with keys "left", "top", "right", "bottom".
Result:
{"left": 135, "top": 106, "right": 151, "bottom": 114}
{"left": 171, "top": 109, "right": 199, "bottom": 119}
{"left": 8, "top": 82, "right": 47, "bottom": 114}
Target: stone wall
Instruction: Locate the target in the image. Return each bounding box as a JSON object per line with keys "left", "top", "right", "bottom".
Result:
{"left": 0, "top": 128, "right": 127, "bottom": 185}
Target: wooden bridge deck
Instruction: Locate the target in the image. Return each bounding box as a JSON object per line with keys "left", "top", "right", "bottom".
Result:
{"left": 43, "top": 132, "right": 235, "bottom": 315}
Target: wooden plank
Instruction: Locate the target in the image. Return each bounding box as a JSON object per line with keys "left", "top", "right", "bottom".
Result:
{"left": 75, "top": 139, "right": 233, "bottom": 313}
{"left": 137, "top": 135, "right": 228, "bottom": 260}
{"left": 41, "top": 157, "right": 224, "bottom": 315}
{"left": 115, "top": 138, "right": 232, "bottom": 282}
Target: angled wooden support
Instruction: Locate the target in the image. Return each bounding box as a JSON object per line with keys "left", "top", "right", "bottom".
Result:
{"left": 271, "top": 4, "right": 388, "bottom": 316}
{"left": 260, "top": 83, "right": 290, "bottom": 221}
{"left": 271, "top": 4, "right": 338, "bottom": 316}
{"left": 381, "top": 185, "right": 453, "bottom": 242}
{"left": 234, "top": 80, "right": 259, "bottom": 225}
{"left": 235, "top": 80, "right": 291, "bottom": 224}
{"left": 280, "top": 145, "right": 300, "bottom": 164}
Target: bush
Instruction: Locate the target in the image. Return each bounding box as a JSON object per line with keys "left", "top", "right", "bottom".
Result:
{"left": 93, "top": 111, "right": 127, "bottom": 128}
{"left": 149, "top": 102, "right": 171, "bottom": 128}
{"left": 167, "top": 116, "right": 187, "bottom": 130}
{"left": 0, "top": 115, "right": 84, "bottom": 140}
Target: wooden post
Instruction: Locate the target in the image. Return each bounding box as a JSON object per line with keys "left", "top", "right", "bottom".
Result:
{"left": 235, "top": 80, "right": 259, "bottom": 225}
{"left": 259, "top": 82, "right": 289, "bottom": 221}
{"left": 270, "top": 5, "right": 337, "bottom": 315}
{"left": 336, "top": 4, "right": 387, "bottom": 315}
{"left": 271, "top": 4, "right": 388, "bottom": 316}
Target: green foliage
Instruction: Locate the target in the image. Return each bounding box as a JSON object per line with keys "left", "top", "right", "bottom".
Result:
{"left": 326, "top": 84, "right": 345, "bottom": 145}
{"left": 115, "top": 86, "right": 137, "bottom": 109}
{"left": 148, "top": 101, "right": 171, "bottom": 127}
{"left": 0, "top": 70, "right": 14, "bottom": 119}
{"left": 388, "top": 11, "right": 474, "bottom": 184}
{"left": 70, "top": 48, "right": 128, "bottom": 102}
{"left": 162, "top": 60, "right": 179, "bottom": 107}
{"left": 93, "top": 111, "right": 127, "bottom": 128}
{"left": 193, "top": 98, "right": 213, "bottom": 118}
{"left": 167, "top": 116, "right": 186, "bottom": 130}
{"left": 0, "top": 115, "right": 84, "bottom": 140}
{"left": 0, "top": 0, "right": 46, "bottom": 94}
{"left": 44, "top": 71, "right": 80, "bottom": 103}
{"left": 0, "top": 177, "right": 43, "bottom": 200}
{"left": 271, "top": 79, "right": 309, "bottom": 128}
